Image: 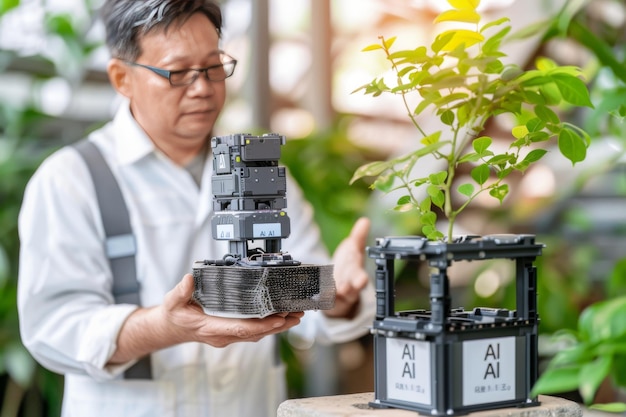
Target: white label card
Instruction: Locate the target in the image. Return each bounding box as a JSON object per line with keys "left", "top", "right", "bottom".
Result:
{"left": 252, "top": 223, "right": 281, "bottom": 238}
{"left": 462, "top": 336, "right": 516, "bottom": 405}
{"left": 216, "top": 224, "right": 234, "bottom": 239}
{"left": 386, "top": 338, "right": 431, "bottom": 405}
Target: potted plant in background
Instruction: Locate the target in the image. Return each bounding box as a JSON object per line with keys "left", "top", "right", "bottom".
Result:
{"left": 348, "top": 0, "right": 596, "bottom": 414}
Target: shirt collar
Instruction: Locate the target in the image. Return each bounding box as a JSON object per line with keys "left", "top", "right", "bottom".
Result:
{"left": 111, "top": 101, "right": 156, "bottom": 166}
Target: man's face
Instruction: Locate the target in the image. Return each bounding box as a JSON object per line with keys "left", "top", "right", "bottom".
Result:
{"left": 119, "top": 13, "right": 226, "bottom": 155}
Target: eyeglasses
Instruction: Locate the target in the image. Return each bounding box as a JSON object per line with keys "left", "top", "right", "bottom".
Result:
{"left": 124, "top": 53, "right": 237, "bottom": 86}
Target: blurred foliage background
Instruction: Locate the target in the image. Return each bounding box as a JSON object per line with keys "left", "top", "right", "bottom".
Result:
{"left": 1, "top": 0, "right": 625, "bottom": 415}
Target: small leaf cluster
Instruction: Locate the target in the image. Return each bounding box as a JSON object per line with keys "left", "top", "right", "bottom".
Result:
{"left": 531, "top": 258, "right": 626, "bottom": 412}
{"left": 350, "top": 0, "right": 593, "bottom": 241}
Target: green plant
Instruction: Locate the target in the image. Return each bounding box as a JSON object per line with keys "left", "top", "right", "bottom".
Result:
{"left": 531, "top": 258, "right": 626, "bottom": 413}
{"left": 523, "top": 0, "right": 626, "bottom": 411}
{"left": 350, "top": 0, "right": 593, "bottom": 242}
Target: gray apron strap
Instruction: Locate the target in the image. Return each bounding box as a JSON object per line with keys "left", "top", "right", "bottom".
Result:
{"left": 73, "top": 140, "right": 153, "bottom": 379}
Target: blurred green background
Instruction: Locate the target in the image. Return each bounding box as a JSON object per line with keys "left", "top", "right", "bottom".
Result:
{"left": 1, "top": 0, "right": 625, "bottom": 415}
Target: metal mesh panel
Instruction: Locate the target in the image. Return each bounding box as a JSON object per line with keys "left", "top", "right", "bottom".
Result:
{"left": 192, "top": 263, "right": 335, "bottom": 317}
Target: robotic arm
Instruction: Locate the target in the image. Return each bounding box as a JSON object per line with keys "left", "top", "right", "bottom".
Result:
{"left": 192, "top": 133, "right": 335, "bottom": 317}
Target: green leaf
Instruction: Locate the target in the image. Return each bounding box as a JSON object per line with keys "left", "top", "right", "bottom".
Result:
{"left": 482, "top": 26, "right": 511, "bottom": 55}
{"left": 487, "top": 154, "right": 513, "bottom": 165}
{"left": 551, "top": 73, "right": 593, "bottom": 107}
{"left": 471, "top": 164, "right": 490, "bottom": 185}
{"left": 397, "top": 66, "right": 416, "bottom": 78}
{"left": 472, "top": 136, "right": 492, "bottom": 154}
{"left": 535, "top": 57, "right": 557, "bottom": 72}
{"left": 528, "top": 132, "right": 550, "bottom": 143}
{"left": 420, "top": 211, "right": 437, "bottom": 225}
{"left": 579, "top": 356, "right": 612, "bottom": 404}
{"left": 458, "top": 183, "right": 474, "bottom": 197}
{"left": 350, "top": 160, "right": 393, "bottom": 184}
{"left": 523, "top": 90, "right": 547, "bottom": 105}
{"left": 538, "top": 82, "right": 562, "bottom": 106}
{"left": 501, "top": 66, "right": 523, "bottom": 81}
{"left": 396, "top": 195, "right": 411, "bottom": 206}
{"left": 434, "top": 92, "right": 469, "bottom": 108}
{"left": 413, "top": 178, "right": 428, "bottom": 187}
{"left": 549, "top": 343, "right": 596, "bottom": 368}
{"left": 457, "top": 152, "right": 481, "bottom": 163}
{"left": 522, "top": 149, "right": 547, "bottom": 164}
{"left": 440, "top": 110, "right": 455, "bottom": 126}
{"left": 448, "top": 0, "right": 480, "bottom": 9}
{"left": 579, "top": 296, "right": 626, "bottom": 343}
{"left": 421, "top": 131, "right": 442, "bottom": 146}
{"left": 589, "top": 403, "right": 626, "bottom": 413}
{"left": 427, "top": 185, "right": 445, "bottom": 208}
{"left": 534, "top": 104, "right": 560, "bottom": 124}
{"left": 423, "top": 224, "right": 444, "bottom": 241}
{"left": 383, "top": 36, "right": 396, "bottom": 50}
{"left": 517, "top": 72, "right": 552, "bottom": 87}
{"left": 531, "top": 365, "right": 583, "bottom": 397}
{"left": 480, "top": 17, "right": 510, "bottom": 33}
{"left": 557, "top": 128, "right": 587, "bottom": 165}
{"left": 372, "top": 172, "right": 396, "bottom": 193}
{"left": 362, "top": 44, "right": 383, "bottom": 52}
{"left": 526, "top": 117, "right": 546, "bottom": 133}
{"left": 489, "top": 184, "right": 509, "bottom": 203}
{"left": 434, "top": 8, "right": 480, "bottom": 24}
{"left": 484, "top": 59, "right": 504, "bottom": 74}
{"left": 429, "top": 171, "right": 448, "bottom": 185}
{"left": 391, "top": 82, "right": 419, "bottom": 94}
{"left": 389, "top": 47, "right": 429, "bottom": 65}
{"left": 432, "top": 31, "right": 455, "bottom": 54}
{"left": 512, "top": 125, "right": 529, "bottom": 139}
{"left": 436, "top": 29, "right": 484, "bottom": 51}
{"left": 412, "top": 99, "right": 431, "bottom": 117}
{"left": 496, "top": 167, "right": 513, "bottom": 179}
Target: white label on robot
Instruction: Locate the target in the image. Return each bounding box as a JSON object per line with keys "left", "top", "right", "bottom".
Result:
{"left": 462, "top": 336, "right": 516, "bottom": 406}
{"left": 216, "top": 224, "right": 235, "bottom": 239}
{"left": 252, "top": 223, "right": 281, "bottom": 238}
{"left": 386, "top": 338, "right": 431, "bottom": 405}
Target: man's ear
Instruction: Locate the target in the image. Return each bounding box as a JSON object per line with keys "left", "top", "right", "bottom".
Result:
{"left": 107, "top": 59, "right": 132, "bottom": 98}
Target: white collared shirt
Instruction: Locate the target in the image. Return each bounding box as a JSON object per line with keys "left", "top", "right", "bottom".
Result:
{"left": 17, "top": 102, "right": 375, "bottom": 417}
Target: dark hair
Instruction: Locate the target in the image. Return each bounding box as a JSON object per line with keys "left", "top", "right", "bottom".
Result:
{"left": 100, "top": 0, "right": 223, "bottom": 60}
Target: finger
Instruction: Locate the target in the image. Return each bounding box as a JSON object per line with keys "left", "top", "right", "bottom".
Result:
{"left": 224, "top": 314, "right": 302, "bottom": 341}
{"left": 179, "top": 273, "right": 195, "bottom": 297}
{"left": 335, "top": 258, "right": 369, "bottom": 293}
{"left": 350, "top": 217, "right": 371, "bottom": 248}
{"left": 164, "top": 273, "right": 195, "bottom": 311}
{"left": 335, "top": 283, "right": 361, "bottom": 304}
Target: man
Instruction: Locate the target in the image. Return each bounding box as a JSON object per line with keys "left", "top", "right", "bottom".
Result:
{"left": 17, "top": 1, "right": 375, "bottom": 416}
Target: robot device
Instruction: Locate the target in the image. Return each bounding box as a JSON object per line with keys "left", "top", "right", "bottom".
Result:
{"left": 192, "top": 133, "right": 335, "bottom": 317}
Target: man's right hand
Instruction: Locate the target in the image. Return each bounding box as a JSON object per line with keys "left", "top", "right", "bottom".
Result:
{"left": 108, "top": 274, "right": 303, "bottom": 365}
{"left": 163, "top": 273, "right": 303, "bottom": 347}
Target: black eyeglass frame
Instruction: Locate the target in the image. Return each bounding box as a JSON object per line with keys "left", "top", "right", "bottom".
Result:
{"left": 123, "top": 53, "right": 237, "bottom": 86}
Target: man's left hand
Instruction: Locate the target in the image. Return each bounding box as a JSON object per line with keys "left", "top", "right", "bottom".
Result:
{"left": 324, "top": 217, "right": 371, "bottom": 319}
